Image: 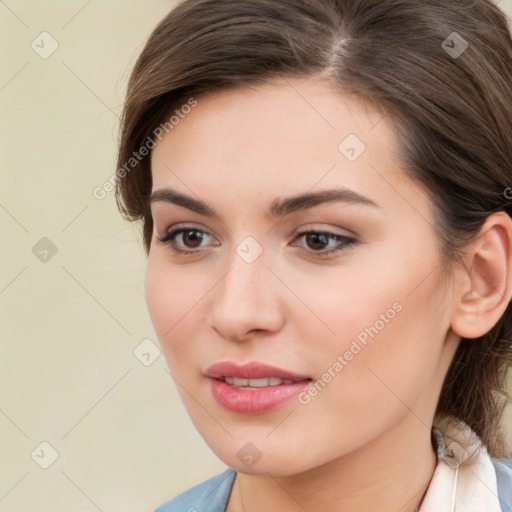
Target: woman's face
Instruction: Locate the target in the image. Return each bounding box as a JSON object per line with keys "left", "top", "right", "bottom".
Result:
{"left": 147, "top": 77, "right": 459, "bottom": 475}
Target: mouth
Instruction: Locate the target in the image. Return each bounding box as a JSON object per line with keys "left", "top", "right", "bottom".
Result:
{"left": 205, "top": 361, "right": 312, "bottom": 381}
{"left": 205, "top": 361, "right": 313, "bottom": 414}
{"left": 219, "top": 376, "right": 298, "bottom": 388}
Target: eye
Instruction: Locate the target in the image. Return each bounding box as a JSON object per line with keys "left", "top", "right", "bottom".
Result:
{"left": 156, "top": 225, "right": 215, "bottom": 255}
{"left": 156, "top": 225, "right": 357, "bottom": 258}
{"left": 293, "top": 230, "right": 357, "bottom": 257}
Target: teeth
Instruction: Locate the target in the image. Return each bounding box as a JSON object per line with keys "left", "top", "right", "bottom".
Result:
{"left": 233, "top": 377, "right": 248, "bottom": 386}
{"left": 223, "top": 377, "right": 295, "bottom": 387}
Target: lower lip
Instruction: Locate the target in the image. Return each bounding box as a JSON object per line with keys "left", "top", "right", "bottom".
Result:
{"left": 209, "top": 378, "right": 311, "bottom": 414}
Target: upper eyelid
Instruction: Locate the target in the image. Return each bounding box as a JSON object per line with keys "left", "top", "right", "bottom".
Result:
{"left": 159, "top": 222, "right": 353, "bottom": 237}
{"left": 158, "top": 228, "right": 356, "bottom": 261}
{"left": 159, "top": 225, "right": 355, "bottom": 246}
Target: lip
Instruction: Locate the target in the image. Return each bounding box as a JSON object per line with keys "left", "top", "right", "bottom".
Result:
{"left": 205, "top": 361, "right": 312, "bottom": 414}
{"left": 205, "top": 361, "right": 311, "bottom": 381}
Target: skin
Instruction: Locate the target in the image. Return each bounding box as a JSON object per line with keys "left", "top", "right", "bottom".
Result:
{"left": 146, "top": 77, "right": 512, "bottom": 512}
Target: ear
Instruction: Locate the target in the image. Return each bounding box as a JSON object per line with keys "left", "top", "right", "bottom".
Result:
{"left": 450, "top": 211, "right": 512, "bottom": 339}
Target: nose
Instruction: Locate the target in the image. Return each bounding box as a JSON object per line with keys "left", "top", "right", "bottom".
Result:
{"left": 207, "top": 249, "right": 284, "bottom": 343}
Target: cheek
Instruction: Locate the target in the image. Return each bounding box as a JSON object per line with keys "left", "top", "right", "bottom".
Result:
{"left": 144, "top": 258, "right": 199, "bottom": 361}
{"left": 284, "top": 268, "right": 448, "bottom": 465}
{"left": 145, "top": 253, "right": 205, "bottom": 329}
{"left": 145, "top": 259, "right": 173, "bottom": 337}
{"left": 297, "top": 254, "right": 448, "bottom": 406}
{"left": 144, "top": 255, "right": 226, "bottom": 382}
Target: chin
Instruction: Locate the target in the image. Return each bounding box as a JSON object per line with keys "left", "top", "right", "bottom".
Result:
{"left": 204, "top": 439, "right": 320, "bottom": 477}
{"left": 227, "top": 458, "right": 306, "bottom": 477}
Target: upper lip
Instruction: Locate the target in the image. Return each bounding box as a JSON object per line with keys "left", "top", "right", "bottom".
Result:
{"left": 205, "top": 361, "right": 311, "bottom": 381}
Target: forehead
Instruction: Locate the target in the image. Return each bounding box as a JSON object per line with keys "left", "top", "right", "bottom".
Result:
{"left": 153, "top": 79, "right": 391, "bottom": 167}
{"left": 153, "top": 78, "right": 386, "bottom": 152}
{"left": 149, "top": 77, "right": 429, "bottom": 222}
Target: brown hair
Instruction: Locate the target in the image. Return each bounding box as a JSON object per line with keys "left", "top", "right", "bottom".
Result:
{"left": 115, "top": 0, "right": 512, "bottom": 457}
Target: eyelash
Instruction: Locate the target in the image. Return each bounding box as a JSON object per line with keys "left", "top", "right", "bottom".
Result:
{"left": 156, "top": 225, "right": 357, "bottom": 259}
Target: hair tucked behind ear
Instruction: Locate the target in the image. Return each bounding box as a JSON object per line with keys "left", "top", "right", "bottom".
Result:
{"left": 115, "top": 0, "right": 512, "bottom": 457}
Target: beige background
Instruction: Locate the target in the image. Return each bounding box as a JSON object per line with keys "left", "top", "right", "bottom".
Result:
{"left": 1, "top": 1, "right": 512, "bottom": 511}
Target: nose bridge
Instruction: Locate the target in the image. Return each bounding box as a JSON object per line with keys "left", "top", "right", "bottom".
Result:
{"left": 217, "top": 242, "right": 270, "bottom": 312}
{"left": 208, "top": 238, "right": 282, "bottom": 340}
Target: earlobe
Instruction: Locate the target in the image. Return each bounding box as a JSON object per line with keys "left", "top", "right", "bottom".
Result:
{"left": 450, "top": 212, "right": 512, "bottom": 340}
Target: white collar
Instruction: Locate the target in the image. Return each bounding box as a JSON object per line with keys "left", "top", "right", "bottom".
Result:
{"left": 416, "top": 418, "right": 502, "bottom": 512}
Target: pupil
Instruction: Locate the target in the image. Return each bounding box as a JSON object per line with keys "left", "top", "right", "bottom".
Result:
{"left": 184, "top": 230, "right": 203, "bottom": 247}
{"left": 307, "top": 233, "right": 328, "bottom": 250}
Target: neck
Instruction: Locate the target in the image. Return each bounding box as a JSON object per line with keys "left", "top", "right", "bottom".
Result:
{"left": 228, "top": 414, "right": 437, "bottom": 512}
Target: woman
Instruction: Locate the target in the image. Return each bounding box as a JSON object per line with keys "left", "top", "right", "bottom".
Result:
{"left": 115, "top": 0, "right": 512, "bottom": 510}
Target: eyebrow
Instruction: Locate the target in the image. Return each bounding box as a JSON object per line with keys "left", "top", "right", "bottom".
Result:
{"left": 149, "top": 186, "right": 380, "bottom": 217}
